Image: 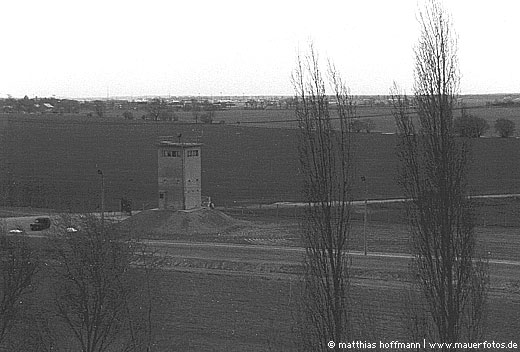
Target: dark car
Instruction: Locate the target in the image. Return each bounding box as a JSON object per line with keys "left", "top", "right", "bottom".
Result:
{"left": 30, "top": 217, "right": 51, "bottom": 231}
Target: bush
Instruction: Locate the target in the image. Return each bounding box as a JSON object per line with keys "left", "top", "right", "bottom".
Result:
{"left": 494, "top": 118, "right": 515, "bottom": 138}
{"left": 350, "top": 119, "right": 376, "bottom": 133}
{"left": 122, "top": 111, "right": 134, "bottom": 120}
{"left": 200, "top": 111, "right": 215, "bottom": 124}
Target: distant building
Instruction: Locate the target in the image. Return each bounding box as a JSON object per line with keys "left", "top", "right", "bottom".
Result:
{"left": 157, "top": 141, "right": 202, "bottom": 210}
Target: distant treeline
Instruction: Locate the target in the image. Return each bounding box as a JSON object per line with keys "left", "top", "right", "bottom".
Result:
{"left": 0, "top": 96, "right": 299, "bottom": 119}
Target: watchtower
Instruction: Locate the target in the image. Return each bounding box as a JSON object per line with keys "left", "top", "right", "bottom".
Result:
{"left": 157, "top": 141, "right": 202, "bottom": 210}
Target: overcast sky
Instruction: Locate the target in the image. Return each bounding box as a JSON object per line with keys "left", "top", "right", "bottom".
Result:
{"left": 1, "top": 0, "right": 519, "bottom": 98}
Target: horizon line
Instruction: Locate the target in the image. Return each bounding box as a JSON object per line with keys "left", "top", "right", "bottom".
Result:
{"left": 3, "top": 92, "right": 520, "bottom": 101}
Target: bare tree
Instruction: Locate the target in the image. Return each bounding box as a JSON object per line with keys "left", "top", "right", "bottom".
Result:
{"left": 93, "top": 100, "right": 106, "bottom": 118}
{"left": 51, "top": 214, "right": 157, "bottom": 352}
{"left": 0, "top": 224, "right": 38, "bottom": 346}
{"left": 192, "top": 103, "right": 201, "bottom": 124}
{"left": 392, "top": 0, "right": 487, "bottom": 347}
{"left": 293, "top": 45, "right": 356, "bottom": 351}
{"left": 147, "top": 98, "right": 175, "bottom": 121}
{"left": 122, "top": 245, "right": 165, "bottom": 352}
{"left": 453, "top": 107, "right": 489, "bottom": 138}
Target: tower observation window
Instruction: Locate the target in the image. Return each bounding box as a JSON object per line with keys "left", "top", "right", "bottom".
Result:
{"left": 161, "top": 150, "right": 181, "bottom": 157}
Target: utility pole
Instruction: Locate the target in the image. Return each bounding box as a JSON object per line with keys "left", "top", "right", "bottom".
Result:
{"left": 181, "top": 147, "right": 186, "bottom": 210}
{"left": 361, "top": 176, "right": 368, "bottom": 255}
{"left": 178, "top": 133, "right": 186, "bottom": 210}
{"left": 97, "top": 169, "right": 105, "bottom": 226}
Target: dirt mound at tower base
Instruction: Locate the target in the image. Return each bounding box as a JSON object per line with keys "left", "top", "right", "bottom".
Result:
{"left": 118, "top": 208, "right": 248, "bottom": 237}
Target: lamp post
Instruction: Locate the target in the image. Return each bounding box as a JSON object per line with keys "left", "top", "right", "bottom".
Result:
{"left": 97, "top": 169, "right": 105, "bottom": 225}
{"left": 178, "top": 134, "right": 186, "bottom": 210}
{"left": 361, "top": 176, "right": 368, "bottom": 256}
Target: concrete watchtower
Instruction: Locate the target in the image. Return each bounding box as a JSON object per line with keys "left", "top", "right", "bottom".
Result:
{"left": 157, "top": 141, "right": 202, "bottom": 210}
